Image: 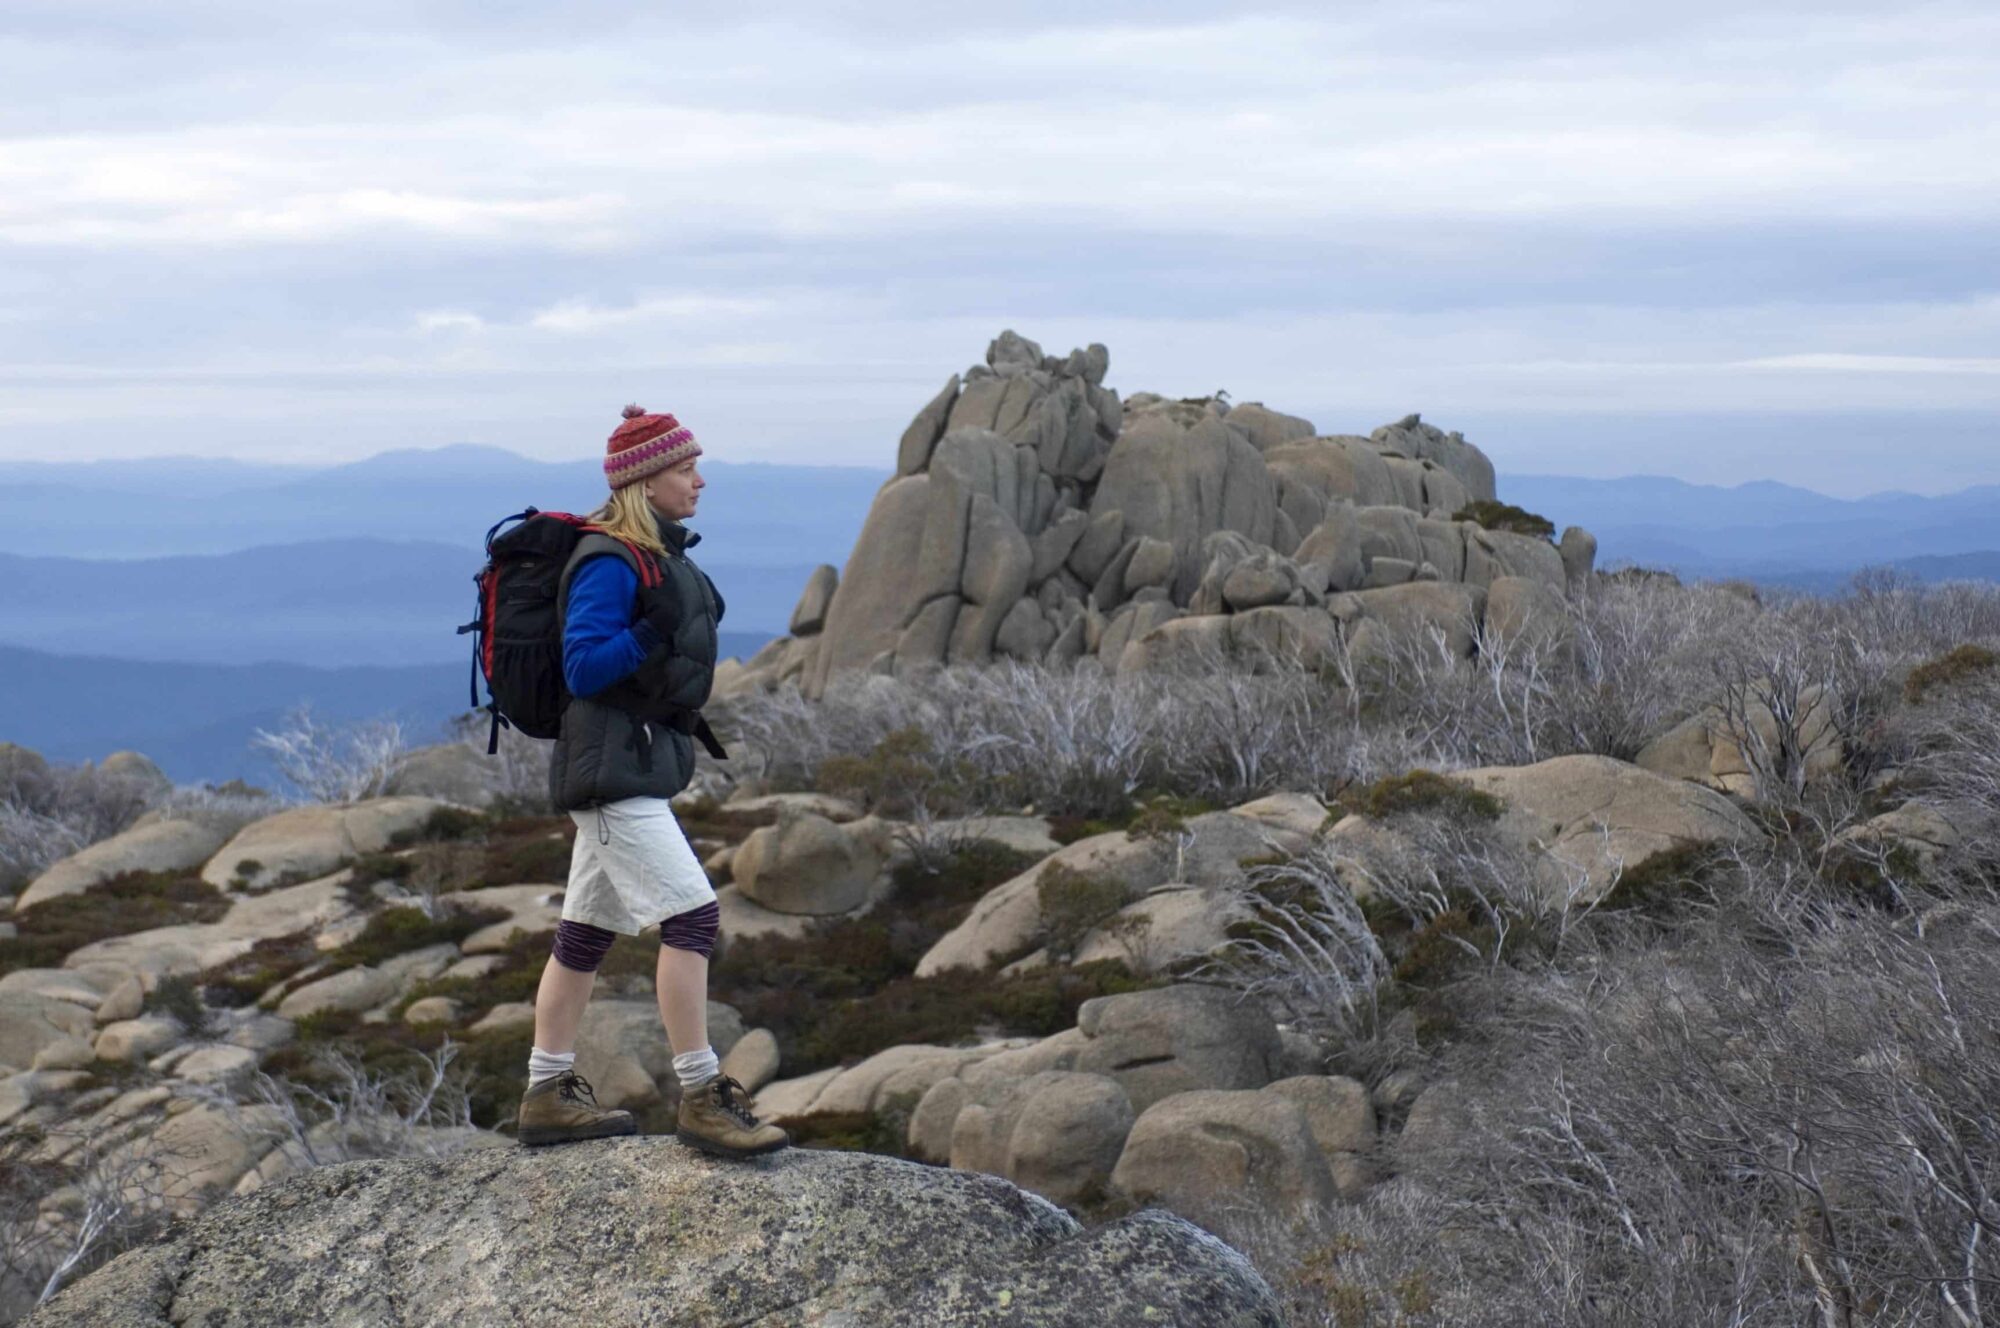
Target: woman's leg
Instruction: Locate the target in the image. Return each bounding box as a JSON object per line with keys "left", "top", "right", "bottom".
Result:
{"left": 655, "top": 943, "right": 709, "bottom": 1056}
{"left": 663, "top": 899, "right": 787, "bottom": 1154}
{"left": 517, "top": 920, "right": 636, "bottom": 1144}
{"left": 532, "top": 956, "right": 597, "bottom": 1055}
{"left": 656, "top": 900, "right": 720, "bottom": 1057}
{"left": 531, "top": 920, "right": 618, "bottom": 1064}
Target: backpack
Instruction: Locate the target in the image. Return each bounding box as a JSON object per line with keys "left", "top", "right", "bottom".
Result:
{"left": 457, "top": 508, "right": 662, "bottom": 753}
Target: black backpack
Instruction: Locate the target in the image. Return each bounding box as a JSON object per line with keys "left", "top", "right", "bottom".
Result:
{"left": 457, "top": 508, "right": 662, "bottom": 753}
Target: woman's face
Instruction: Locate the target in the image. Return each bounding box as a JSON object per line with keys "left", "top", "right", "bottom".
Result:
{"left": 643, "top": 457, "right": 704, "bottom": 521}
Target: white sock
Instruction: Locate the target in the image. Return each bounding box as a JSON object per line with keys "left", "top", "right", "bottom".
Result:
{"left": 673, "top": 1046, "right": 719, "bottom": 1090}
{"left": 528, "top": 1046, "right": 577, "bottom": 1088}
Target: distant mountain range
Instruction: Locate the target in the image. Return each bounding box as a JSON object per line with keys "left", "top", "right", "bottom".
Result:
{"left": 0, "top": 541, "right": 795, "bottom": 667}
{"left": 0, "top": 445, "right": 885, "bottom": 567}
{"left": 0, "top": 634, "right": 776, "bottom": 786}
{"left": 0, "top": 643, "right": 470, "bottom": 785}
{"left": 5, "top": 446, "right": 1998, "bottom": 783}
{"left": 5, "top": 447, "right": 1994, "bottom": 585}
{"left": 1501, "top": 474, "right": 2000, "bottom": 581}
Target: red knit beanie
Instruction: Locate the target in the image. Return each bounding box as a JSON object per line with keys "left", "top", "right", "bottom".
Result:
{"left": 604, "top": 404, "right": 701, "bottom": 489}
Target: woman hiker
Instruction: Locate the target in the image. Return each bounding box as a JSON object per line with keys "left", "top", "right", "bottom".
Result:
{"left": 515, "top": 403, "right": 789, "bottom": 1158}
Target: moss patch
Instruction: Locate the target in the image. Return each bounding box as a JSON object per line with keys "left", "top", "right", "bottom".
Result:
{"left": 388, "top": 804, "right": 488, "bottom": 847}
{"left": 745, "top": 960, "right": 1157, "bottom": 1075}
{"left": 1046, "top": 791, "right": 1215, "bottom": 846}
{"left": 394, "top": 927, "right": 554, "bottom": 1023}
{"left": 708, "top": 839, "right": 1127, "bottom": 1074}
{"left": 477, "top": 818, "right": 575, "bottom": 885}
{"left": 1336, "top": 770, "right": 1502, "bottom": 824}
{"left": 326, "top": 903, "right": 510, "bottom": 971}
{"left": 199, "top": 932, "right": 322, "bottom": 1008}
{"left": 1596, "top": 842, "right": 1728, "bottom": 917}
{"left": 0, "top": 870, "right": 229, "bottom": 979}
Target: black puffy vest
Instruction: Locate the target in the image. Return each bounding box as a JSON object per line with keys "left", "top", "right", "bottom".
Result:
{"left": 547, "top": 515, "right": 724, "bottom": 811}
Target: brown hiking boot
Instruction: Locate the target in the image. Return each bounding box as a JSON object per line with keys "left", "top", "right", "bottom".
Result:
{"left": 676, "top": 1074, "right": 789, "bottom": 1158}
{"left": 517, "top": 1070, "right": 637, "bottom": 1147}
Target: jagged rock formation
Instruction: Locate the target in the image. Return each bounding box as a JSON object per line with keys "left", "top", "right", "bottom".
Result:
{"left": 719, "top": 330, "right": 1594, "bottom": 699}
{"left": 29, "top": 1139, "right": 1285, "bottom": 1327}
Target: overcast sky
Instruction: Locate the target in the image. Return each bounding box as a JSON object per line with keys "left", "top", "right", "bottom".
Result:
{"left": 2, "top": 2, "right": 1995, "bottom": 496}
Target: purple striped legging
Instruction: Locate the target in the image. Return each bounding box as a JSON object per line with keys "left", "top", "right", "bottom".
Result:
{"left": 551, "top": 900, "right": 720, "bottom": 972}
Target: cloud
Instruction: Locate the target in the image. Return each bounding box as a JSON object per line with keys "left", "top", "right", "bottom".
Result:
{"left": 527, "top": 293, "right": 777, "bottom": 334}
{"left": 0, "top": 2, "right": 1994, "bottom": 490}
{"left": 1736, "top": 353, "right": 2000, "bottom": 375}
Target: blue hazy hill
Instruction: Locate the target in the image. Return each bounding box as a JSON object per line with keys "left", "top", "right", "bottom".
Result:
{"left": 0, "top": 635, "right": 774, "bottom": 786}
{"left": 0, "top": 540, "right": 801, "bottom": 665}
{"left": 0, "top": 447, "right": 885, "bottom": 564}
{"left": 1502, "top": 473, "right": 2000, "bottom": 577}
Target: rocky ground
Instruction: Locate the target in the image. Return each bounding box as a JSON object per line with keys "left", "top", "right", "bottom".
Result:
{"left": 6, "top": 333, "right": 1996, "bottom": 1324}
{"left": 11, "top": 691, "right": 1953, "bottom": 1325}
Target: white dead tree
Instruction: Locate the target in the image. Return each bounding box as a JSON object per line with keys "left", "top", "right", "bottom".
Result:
{"left": 250, "top": 702, "right": 406, "bottom": 804}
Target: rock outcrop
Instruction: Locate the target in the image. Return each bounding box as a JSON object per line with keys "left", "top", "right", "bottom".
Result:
{"left": 714, "top": 332, "right": 1591, "bottom": 701}
{"left": 30, "top": 1140, "right": 1284, "bottom": 1327}
{"left": 1456, "top": 753, "right": 1766, "bottom": 901}
{"left": 17, "top": 818, "right": 230, "bottom": 911}
{"left": 201, "top": 796, "right": 448, "bottom": 891}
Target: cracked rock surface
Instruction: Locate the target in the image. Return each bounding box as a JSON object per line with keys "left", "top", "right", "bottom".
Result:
{"left": 28, "top": 1137, "right": 1282, "bottom": 1327}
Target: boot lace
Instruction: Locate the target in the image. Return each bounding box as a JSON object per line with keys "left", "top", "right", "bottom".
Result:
{"left": 710, "top": 1075, "right": 762, "bottom": 1128}
{"left": 554, "top": 1071, "right": 602, "bottom": 1107}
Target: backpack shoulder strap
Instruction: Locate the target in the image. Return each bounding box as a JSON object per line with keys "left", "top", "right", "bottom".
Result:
{"left": 556, "top": 531, "right": 661, "bottom": 627}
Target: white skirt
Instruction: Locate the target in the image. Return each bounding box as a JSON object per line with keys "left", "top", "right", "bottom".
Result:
{"left": 562, "top": 796, "right": 718, "bottom": 936}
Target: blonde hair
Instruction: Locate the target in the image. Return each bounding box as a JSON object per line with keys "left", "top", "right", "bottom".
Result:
{"left": 584, "top": 482, "right": 668, "bottom": 556}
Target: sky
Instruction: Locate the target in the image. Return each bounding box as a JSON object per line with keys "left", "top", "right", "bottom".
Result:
{"left": 1, "top": 2, "right": 1995, "bottom": 497}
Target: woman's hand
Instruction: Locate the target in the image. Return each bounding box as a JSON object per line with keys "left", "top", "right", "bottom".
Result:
{"left": 637, "top": 580, "right": 686, "bottom": 643}
{"left": 701, "top": 570, "right": 725, "bottom": 627}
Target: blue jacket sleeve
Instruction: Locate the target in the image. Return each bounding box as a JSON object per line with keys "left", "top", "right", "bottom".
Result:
{"left": 563, "top": 555, "right": 661, "bottom": 698}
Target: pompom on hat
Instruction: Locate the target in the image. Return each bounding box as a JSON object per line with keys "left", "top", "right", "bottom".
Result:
{"left": 604, "top": 403, "right": 701, "bottom": 489}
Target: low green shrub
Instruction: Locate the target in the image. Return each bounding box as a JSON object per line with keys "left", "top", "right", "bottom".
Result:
{"left": 1818, "top": 840, "right": 1928, "bottom": 913}
{"left": 0, "top": 870, "right": 230, "bottom": 979}
{"left": 703, "top": 838, "right": 1149, "bottom": 1075}
{"left": 1046, "top": 812, "right": 1130, "bottom": 845}
{"left": 1904, "top": 643, "right": 2000, "bottom": 704}
{"left": 782, "top": 1089, "right": 924, "bottom": 1158}
{"left": 329, "top": 903, "right": 508, "bottom": 970}
{"left": 1452, "top": 499, "right": 1556, "bottom": 540}
{"left": 394, "top": 926, "right": 554, "bottom": 1022}
{"left": 814, "top": 726, "right": 981, "bottom": 818}
{"left": 711, "top": 840, "right": 1043, "bottom": 1013}
{"left": 1336, "top": 770, "right": 1502, "bottom": 824}
{"left": 198, "top": 932, "right": 321, "bottom": 1008}
{"left": 390, "top": 805, "right": 489, "bottom": 847}
{"left": 479, "top": 821, "right": 575, "bottom": 885}
{"left": 1035, "top": 861, "right": 1132, "bottom": 962}
{"left": 755, "top": 960, "right": 1158, "bottom": 1076}
{"left": 1046, "top": 792, "right": 1215, "bottom": 846}
{"left": 1596, "top": 842, "right": 1728, "bottom": 917}
{"left": 145, "top": 972, "right": 214, "bottom": 1039}
{"left": 670, "top": 802, "right": 778, "bottom": 843}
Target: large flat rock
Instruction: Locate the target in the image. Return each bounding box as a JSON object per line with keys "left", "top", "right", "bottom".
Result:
{"left": 18, "top": 819, "right": 230, "bottom": 911}
{"left": 30, "top": 1139, "right": 1282, "bottom": 1327}
{"left": 202, "top": 797, "right": 447, "bottom": 891}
